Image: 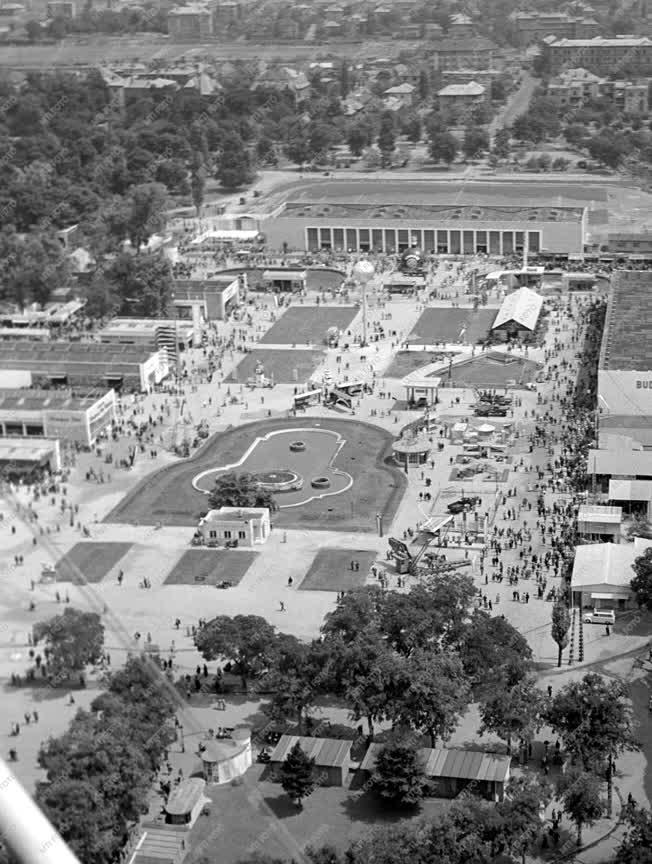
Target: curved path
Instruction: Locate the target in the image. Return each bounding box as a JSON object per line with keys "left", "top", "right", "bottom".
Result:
{"left": 104, "top": 417, "right": 407, "bottom": 533}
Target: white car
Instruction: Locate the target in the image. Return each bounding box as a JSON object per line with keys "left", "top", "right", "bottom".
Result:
{"left": 583, "top": 609, "right": 615, "bottom": 625}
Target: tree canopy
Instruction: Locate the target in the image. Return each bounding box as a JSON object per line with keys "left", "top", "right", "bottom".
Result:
{"left": 208, "top": 472, "right": 277, "bottom": 512}
{"left": 631, "top": 547, "right": 652, "bottom": 610}
{"left": 33, "top": 607, "right": 104, "bottom": 681}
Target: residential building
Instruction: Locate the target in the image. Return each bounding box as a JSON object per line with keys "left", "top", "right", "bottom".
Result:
{"left": 437, "top": 81, "right": 487, "bottom": 117}
{"left": 448, "top": 12, "right": 474, "bottom": 38}
{"left": 431, "top": 38, "right": 498, "bottom": 71}
{"left": 543, "top": 36, "right": 652, "bottom": 76}
{"left": 167, "top": 4, "right": 214, "bottom": 41}
{"left": 383, "top": 82, "right": 415, "bottom": 107}
{"left": 548, "top": 67, "right": 602, "bottom": 106}
{"left": 511, "top": 11, "right": 600, "bottom": 45}
{"left": 46, "top": 0, "right": 75, "bottom": 17}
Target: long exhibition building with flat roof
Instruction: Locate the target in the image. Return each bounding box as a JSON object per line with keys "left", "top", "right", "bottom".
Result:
{"left": 262, "top": 202, "right": 587, "bottom": 256}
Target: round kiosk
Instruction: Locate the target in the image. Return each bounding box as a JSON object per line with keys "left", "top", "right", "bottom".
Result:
{"left": 201, "top": 726, "right": 252, "bottom": 785}
{"left": 393, "top": 435, "right": 430, "bottom": 470}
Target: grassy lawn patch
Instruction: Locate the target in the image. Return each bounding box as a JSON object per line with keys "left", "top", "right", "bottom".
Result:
{"left": 260, "top": 306, "right": 358, "bottom": 345}
{"left": 408, "top": 308, "right": 496, "bottom": 346}
{"left": 300, "top": 548, "right": 377, "bottom": 591}
{"left": 163, "top": 549, "right": 258, "bottom": 586}
{"left": 227, "top": 349, "right": 324, "bottom": 385}
{"left": 105, "top": 418, "right": 406, "bottom": 533}
{"left": 55, "top": 542, "right": 132, "bottom": 584}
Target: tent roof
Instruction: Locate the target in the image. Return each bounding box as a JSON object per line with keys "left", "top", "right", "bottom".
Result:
{"left": 492, "top": 287, "right": 543, "bottom": 332}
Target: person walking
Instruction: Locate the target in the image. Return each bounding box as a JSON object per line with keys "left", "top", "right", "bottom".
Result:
{"left": 279, "top": 601, "right": 286, "bottom": 612}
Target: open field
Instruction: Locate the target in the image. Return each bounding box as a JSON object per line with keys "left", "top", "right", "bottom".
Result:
{"left": 55, "top": 541, "right": 132, "bottom": 584}
{"left": 444, "top": 352, "right": 542, "bottom": 388}
{"left": 385, "top": 350, "right": 451, "bottom": 378}
{"left": 260, "top": 306, "right": 358, "bottom": 345}
{"left": 299, "top": 547, "right": 377, "bottom": 591}
{"left": 104, "top": 418, "right": 406, "bottom": 533}
{"left": 408, "top": 308, "right": 496, "bottom": 346}
{"left": 226, "top": 349, "right": 325, "bottom": 384}
{"left": 164, "top": 549, "right": 258, "bottom": 586}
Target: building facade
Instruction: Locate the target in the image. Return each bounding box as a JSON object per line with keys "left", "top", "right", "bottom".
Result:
{"left": 544, "top": 36, "right": 652, "bottom": 76}
{"left": 171, "top": 276, "right": 240, "bottom": 320}
{"left": 0, "top": 389, "right": 116, "bottom": 446}
{"left": 263, "top": 202, "right": 586, "bottom": 256}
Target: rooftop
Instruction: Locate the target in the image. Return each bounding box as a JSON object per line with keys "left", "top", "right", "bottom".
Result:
{"left": 577, "top": 504, "right": 622, "bottom": 524}
{"left": 547, "top": 35, "right": 652, "bottom": 47}
{"left": 269, "top": 735, "right": 351, "bottom": 768}
{"left": 438, "top": 81, "right": 486, "bottom": 96}
{"left": 492, "top": 287, "right": 544, "bottom": 331}
{"left": 0, "top": 388, "right": 111, "bottom": 412}
{"left": 600, "top": 271, "right": 652, "bottom": 371}
{"left": 281, "top": 202, "right": 584, "bottom": 223}
{"left": 360, "top": 744, "right": 511, "bottom": 783}
{"left": 588, "top": 447, "right": 652, "bottom": 477}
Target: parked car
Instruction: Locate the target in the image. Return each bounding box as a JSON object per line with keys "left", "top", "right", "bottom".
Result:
{"left": 447, "top": 497, "right": 480, "bottom": 514}
{"left": 583, "top": 609, "right": 615, "bottom": 625}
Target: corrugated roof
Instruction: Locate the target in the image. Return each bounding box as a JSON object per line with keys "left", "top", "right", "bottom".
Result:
{"left": 360, "top": 744, "right": 510, "bottom": 783}
{"left": 609, "top": 478, "right": 652, "bottom": 501}
{"left": 165, "top": 777, "right": 205, "bottom": 816}
{"left": 269, "top": 735, "right": 351, "bottom": 768}
{"left": 492, "top": 287, "right": 543, "bottom": 332}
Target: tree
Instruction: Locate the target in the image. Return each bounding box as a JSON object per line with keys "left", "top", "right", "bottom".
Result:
{"left": 263, "top": 637, "right": 323, "bottom": 732}
{"left": 429, "top": 131, "right": 458, "bottom": 164}
{"left": 547, "top": 672, "right": 639, "bottom": 815}
{"left": 33, "top": 607, "right": 104, "bottom": 681}
{"left": 494, "top": 775, "right": 551, "bottom": 864}
{"left": 284, "top": 130, "right": 311, "bottom": 168}
{"left": 404, "top": 115, "right": 422, "bottom": 144}
{"left": 208, "top": 471, "right": 276, "bottom": 512}
{"left": 551, "top": 601, "right": 571, "bottom": 667}
{"left": 463, "top": 126, "right": 489, "bottom": 159}
{"left": 217, "top": 133, "right": 254, "bottom": 188}
{"left": 479, "top": 680, "right": 546, "bottom": 754}
{"left": 418, "top": 69, "right": 430, "bottom": 102}
{"left": 492, "top": 128, "right": 511, "bottom": 160}
{"left": 558, "top": 768, "right": 604, "bottom": 846}
{"left": 363, "top": 145, "right": 382, "bottom": 169}
{"left": 190, "top": 164, "right": 206, "bottom": 217}
{"left": 391, "top": 650, "right": 470, "bottom": 747}
{"left": 107, "top": 251, "right": 172, "bottom": 318}
{"left": 615, "top": 806, "right": 652, "bottom": 864}
{"left": 25, "top": 19, "right": 42, "bottom": 41}
{"left": 460, "top": 609, "right": 533, "bottom": 688}
{"left": 195, "top": 614, "right": 277, "bottom": 690}
{"left": 565, "top": 123, "right": 589, "bottom": 147}
{"left": 125, "top": 182, "right": 168, "bottom": 252}
{"left": 372, "top": 737, "right": 425, "bottom": 808}
{"left": 631, "top": 547, "right": 652, "bottom": 610}
{"left": 587, "top": 132, "right": 626, "bottom": 168}
{"left": 377, "top": 113, "right": 395, "bottom": 167}
{"left": 339, "top": 62, "right": 350, "bottom": 99}
{"left": 346, "top": 123, "right": 368, "bottom": 157}
{"left": 280, "top": 742, "right": 315, "bottom": 808}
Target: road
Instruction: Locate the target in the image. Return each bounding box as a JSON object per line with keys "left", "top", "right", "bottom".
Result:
{"left": 489, "top": 72, "right": 539, "bottom": 144}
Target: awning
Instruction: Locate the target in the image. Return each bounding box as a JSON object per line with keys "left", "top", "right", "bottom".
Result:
{"left": 591, "top": 592, "right": 617, "bottom": 600}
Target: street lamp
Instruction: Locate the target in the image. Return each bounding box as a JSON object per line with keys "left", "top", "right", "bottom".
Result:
{"left": 352, "top": 259, "right": 375, "bottom": 348}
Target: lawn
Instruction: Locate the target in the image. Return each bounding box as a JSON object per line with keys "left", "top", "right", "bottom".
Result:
{"left": 187, "top": 763, "right": 449, "bottom": 864}
{"left": 384, "top": 349, "right": 452, "bottom": 379}
{"left": 259, "top": 306, "right": 358, "bottom": 345}
{"left": 408, "top": 308, "right": 496, "bottom": 346}
{"left": 55, "top": 541, "right": 132, "bottom": 584}
{"left": 445, "top": 352, "right": 541, "bottom": 388}
{"left": 226, "top": 349, "right": 324, "bottom": 385}
{"left": 300, "top": 548, "right": 377, "bottom": 591}
{"left": 164, "top": 549, "right": 257, "bottom": 586}
{"left": 105, "top": 418, "right": 406, "bottom": 533}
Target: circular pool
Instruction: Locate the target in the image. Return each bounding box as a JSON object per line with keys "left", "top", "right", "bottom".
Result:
{"left": 253, "top": 469, "right": 303, "bottom": 492}
{"left": 289, "top": 441, "right": 306, "bottom": 452}
{"left": 311, "top": 476, "right": 331, "bottom": 490}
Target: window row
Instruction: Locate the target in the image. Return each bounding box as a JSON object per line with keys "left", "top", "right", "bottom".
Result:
{"left": 305, "top": 227, "right": 542, "bottom": 255}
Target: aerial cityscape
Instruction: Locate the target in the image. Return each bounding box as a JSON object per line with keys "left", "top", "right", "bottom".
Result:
{"left": 2, "top": 1, "right": 652, "bottom": 863}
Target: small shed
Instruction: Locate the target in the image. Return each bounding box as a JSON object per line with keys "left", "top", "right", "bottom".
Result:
{"left": 165, "top": 777, "right": 206, "bottom": 825}
{"left": 268, "top": 735, "right": 352, "bottom": 787}
{"left": 392, "top": 435, "right": 430, "bottom": 469}
{"left": 359, "top": 744, "right": 511, "bottom": 802}
{"left": 262, "top": 269, "right": 307, "bottom": 293}
{"left": 577, "top": 505, "right": 622, "bottom": 542}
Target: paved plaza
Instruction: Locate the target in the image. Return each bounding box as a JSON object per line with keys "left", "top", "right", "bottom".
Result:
{"left": 0, "top": 257, "right": 649, "bottom": 863}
